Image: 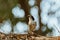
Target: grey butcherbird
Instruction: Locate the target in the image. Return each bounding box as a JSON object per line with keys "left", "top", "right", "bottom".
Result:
{"left": 28, "top": 15, "right": 36, "bottom": 34}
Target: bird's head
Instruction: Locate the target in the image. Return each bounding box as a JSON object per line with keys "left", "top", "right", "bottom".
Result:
{"left": 28, "top": 15, "right": 34, "bottom": 21}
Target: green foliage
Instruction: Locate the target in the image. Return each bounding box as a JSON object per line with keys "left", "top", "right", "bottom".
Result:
{"left": 0, "top": 0, "right": 26, "bottom": 26}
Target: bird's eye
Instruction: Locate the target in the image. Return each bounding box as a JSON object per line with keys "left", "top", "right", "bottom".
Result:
{"left": 31, "top": 16, "right": 34, "bottom": 20}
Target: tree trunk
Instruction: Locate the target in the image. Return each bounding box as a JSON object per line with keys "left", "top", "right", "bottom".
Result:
{"left": 18, "top": 0, "right": 30, "bottom": 24}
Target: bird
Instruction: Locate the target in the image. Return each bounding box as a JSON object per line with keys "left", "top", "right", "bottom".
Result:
{"left": 28, "top": 15, "right": 36, "bottom": 34}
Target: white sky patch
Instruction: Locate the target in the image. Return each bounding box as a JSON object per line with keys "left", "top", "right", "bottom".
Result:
{"left": 40, "top": 1, "right": 51, "bottom": 13}
{"left": 41, "top": 26, "right": 46, "bottom": 32}
{"left": 52, "top": 27, "right": 60, "bottom": 36}
{"left": 28, "top": 0, "right": 36, "bottom": 6}
{"left": 13, "top": 22, "right": 29, "bottom": 34}
{"left": 47, "top": 17, "right": 58, "bottom": 29}
{"left": 0, "top": 20, "right": 12, "bottom": 34}
{"left": 51, "top": 3, "right": 60, "bottom": 12}
{"left": 55, "top": 9, "right": 60, "bottom": 17}
{"left": 42, "top": 0, "right": 56, "bottom": 4}
{"left": 30, "top": 6, "right": 39, "bottom": 30}
{"left": 12, "top": 5, "right": 25, "bottom": 18}
{"left": 40, "top": 0, "right": 51, "bottom": 25}
{"left": 41, "top": 13, "right": 49, "bottom": 25}
{"left": 40, "top": 0, "right": 60, "bottom": 36}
